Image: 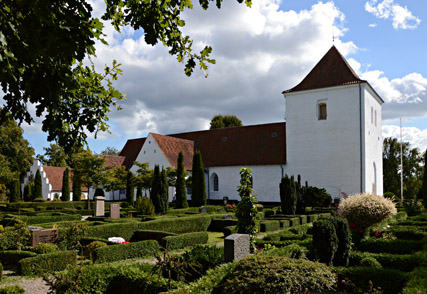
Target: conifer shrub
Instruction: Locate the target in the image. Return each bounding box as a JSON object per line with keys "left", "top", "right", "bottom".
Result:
{"left": 279, "top": 174, "right": 297, "bottom": 215}
{"left": 135, "top": 196, "right": 155, "bottom": 215}
{"left": 175, "top": 151, "right": 189, "bottom": 209}
{"left": 312, "top": 219, "right": 338, "bottom": 265}
{"left": 34, "top": 169, "right": 43, "bottom": 199}
{"left": 33, "top": 243, "right": 59, "bottom": 254}
{"left": 325, "top": 216, "right": 352, "bottom": 266}
{"left": 212, "top": 255, "right": 336, "bottom": 293}
{"left": 61, "top": 168, "right": 70, "bottom": 201}
{"left": 337, "top": 193, "right": 397, "bottom": 229}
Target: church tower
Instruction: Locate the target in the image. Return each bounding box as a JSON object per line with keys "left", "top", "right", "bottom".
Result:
{"left": 282, "top": 46, "right": 384, "bottom": 199}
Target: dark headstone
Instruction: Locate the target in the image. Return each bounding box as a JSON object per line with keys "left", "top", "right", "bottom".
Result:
{"left": 110, "top": 204, "right": 120, "bottom": 218}
{"left": 224, "top": 234, "right": 250, "bottom": 262}
{"left": 31, "top": 229, "right": 59, "bottom": 247}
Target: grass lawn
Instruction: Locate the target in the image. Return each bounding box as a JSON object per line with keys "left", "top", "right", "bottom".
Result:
{"left": 208, "top": 232, "right": 224, "bottom": 246}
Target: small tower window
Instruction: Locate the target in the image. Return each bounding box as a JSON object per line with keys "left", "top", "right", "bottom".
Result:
{"left": 318, "top": 103, "right": 327, "bottom": 120}
{"left": 213, "top": 173, "right": 219, "bottom": 191}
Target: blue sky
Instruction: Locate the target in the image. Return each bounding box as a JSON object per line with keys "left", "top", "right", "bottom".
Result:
{"left": 18, "top": 0, "right": 427, "bottom": 155}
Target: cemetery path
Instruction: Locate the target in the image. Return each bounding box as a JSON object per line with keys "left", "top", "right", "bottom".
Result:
{"left": 1, "top": 276, "right": 49, "bottom": 294}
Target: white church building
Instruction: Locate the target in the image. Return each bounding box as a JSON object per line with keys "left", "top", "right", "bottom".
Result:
{"left": 119, "top": 46, "right": 384, "bottom": 204}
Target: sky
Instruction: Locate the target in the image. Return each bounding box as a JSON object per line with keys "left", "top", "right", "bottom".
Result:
{"left": 18, "top": 0, "right": 427, "bottom": 156}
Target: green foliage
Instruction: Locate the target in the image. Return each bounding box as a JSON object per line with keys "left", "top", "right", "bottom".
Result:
{"left": 223, "top": 226, "right": 237, "bottom": 238}
{"left": 359, "top": 238, "right": 425, "bottom": 254}
{"left": 83, "top": 241, "right": 107, "bottom": 260}
{"left": 0, "top": 120, "right": 34, "bottom": 182}
{"left": 279, "top": 174, "right": 297, "bottom": 215}
{"left": 338, "top": 193, "right": 397, "bottom": 229}
{"left": 312, "top": 219, "right": 338, "bottom": 265}
{"left": 23, "top": 182, "right": 34, "bottom": 202}
{"left": 37, "top": 143, "right": 69, "bottom": 167}
{"left": 209, "top": 114, "right": 242, "bottom": 129}
{"left": 133, "top": 161, "right": 153, "bottom": 196}
{"left": 262, "top": 243, "right": 308, "bottom": 259}
{"left": 73, "top": 150, "right": 106, "bottom": 199}
{"left": 58, "top": 223, "right": 88, "bottom": 251}
{"left": 191, "top": 151, "right": 206, "bottom": 207}
{"left": 34, "top": 169, "right": 43, "bottom": 199}
{"left": 422, "top": 149, "right": 427, "bottom": 207}
{"left": 18, "top": 250, "right": 77, "bottom": 276}
{"left": 208, "top": 219, "right": 237, "bottom": 232}
{"left": 402, "top": 266, "right": 427, "bottom": 294}
{"left": 162, "top": 232, "right": 209, "bottom": 251}
{"left": 0, "top": 250, "right": 37, "bottom": 266}
{"left": 9, "top": 179, "right": 21, "bottom": 203}
{"left": 62, "top": 168, "right": 70, "bottom": 201}
{"left": 72, "top": 172, "right": 82, "bottom": 201}
{"left": 135, "top": 196, "right": 155, "bottom": 215}
{"left": 160, "top": 168, "right": 169, "bottom": 214}
{"left": 103, "top": 164, "right": 127, "bottom": 201}
{"left": 260, "top": 220, "right": 280, "bottom": 232}
{"left": 305, "top": 185, "right": 332, "bottom": 208}
{"left": 130, "top": 230, "right": 176, "bottom": 244}
{"left": 151, "top": 165, "right": 161, "bottom": 213}
{"left": 33, "top": 243, "right": 59, "bottom": 254}
{"left": 360, "top": 256, "right": 383, "bottom": 269}
{"left": 180, "top": 245, "right": 224, "bottom": 279}
{"left": 235, "top": 168, "right": 259, "bottom": 252}
{"left": 212, "top": 255, "right": 336, "bottom": 294}
{"left": 86, "top": 215, "right": 212, "bottom": 240}
{"left": 1, "top": 214, "right": 80, "bottom": 226}
{"left": 175, "top": 151, "right": 188, "bottom": 209}
{"left": 93, "top": 240, "right": 160, "bottom": 263}
{"left": 126, "top": 171, "right": 135, "bottom": 203}
{"left": 0, "top": 285, "right": 25, "bottom": 294}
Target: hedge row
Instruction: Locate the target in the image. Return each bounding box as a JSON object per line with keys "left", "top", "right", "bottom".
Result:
{"left": 388, "top": 225, "right": 427, "bottom": 240}
{"left": 80, "top": 237, "right": 116, "bottom": 247}
{"left": 223, "top": 226, "right": 237, "bottom": 238}
{"left": 7, "top": 202, "right": 87, "bottom": 210}
{"left": 18, "top": 250, "right": 76, "bottom": 276}
{"left": 1, "top": 214, "right": 81, "bottom": 226}
{"left": 260, "top": 221, "right": 280, "bottom": 232}
{"left": 86, "top": 215, "right": 212, "bottom": 240}
{"left": 0, "top": 250, "right": 37, "bottom": 266}
{"left": 208, "top": 219, "right": 237, "bottom": 232}
{"left": 93, "top": 240, "right": 160, "bottom": 263}
{"left": 162, "top": 232, "right": 209, "bottom": 251}
{"left": 130, "top": 230, "right": 176, "bottom": 244}
{"left": 334, "top": 266, "right": 408, "bottom": 294}
{"left": 402, "top": 266, "right": 427, "bottom": 293}
{"left": 359, "top": 238, "right": 425, "bottom": 254}
{"left": 350, "top": 251, "right": 423, "bottom": 272}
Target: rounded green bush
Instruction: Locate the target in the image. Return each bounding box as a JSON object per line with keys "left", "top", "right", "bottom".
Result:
{"left": 33, "top": 243, "right": 59, "bottom": 254}
{"left": 360, "top": 257, "right": 382, "bottom": 269}
{"left": 212, "top": 255, "right": 336, "bottom": 293}
{"left": 84, "top": 241, "right": 107, "bottom": 259}
{"left": 337, "top": 193, "right": 397, "bottom": 229}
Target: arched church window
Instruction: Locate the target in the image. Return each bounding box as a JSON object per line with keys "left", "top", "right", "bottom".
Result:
{"left": 212, "top": 173, "right": 219, "bottom": 191}
{"left": 318, "top": 103, "right": 327, "bottom": 120}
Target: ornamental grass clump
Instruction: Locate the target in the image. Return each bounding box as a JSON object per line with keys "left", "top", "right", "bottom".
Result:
{"left": 337, "top": 193, "right": 397, "bottom": 229}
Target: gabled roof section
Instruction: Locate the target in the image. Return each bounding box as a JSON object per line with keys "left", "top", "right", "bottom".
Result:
{"left": 171, "top": 122, "right": 286, "bottom": 167}
{"left": 283, "top": 46, "right": 365, "bottom": 94}
{"left": 42, "top": 166, "right": 88, "bottom": 192}
{"left": 119, "top": 138, "right": 146, "bottom": 169}
{"left": 99, "top": 155, "right": 127, "bottom": 168}
{"left": 150, "top": 133, "right": 194, "bottom": 170}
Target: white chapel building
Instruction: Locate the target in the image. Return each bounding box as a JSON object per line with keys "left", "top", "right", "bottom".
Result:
{"left": 119, "top": 46, "right": 384, "bottom": 203}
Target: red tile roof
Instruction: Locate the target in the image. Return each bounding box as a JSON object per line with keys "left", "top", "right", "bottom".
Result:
{"left": 151, "top": 133, "right": 194, "bottom": 170}
{"left": 119, "top": 138, "right": 146, "bottom": 169}
{"left": 119, "top": 123, "right": 287, "bottom": 169}
{"left": 99, "top": 155, "right": 127, "bottom": 168}
{"left": 283, "top": 46, "right": 365, "bottom": 94}
{"left": 42, "top": 166, "right": 88, "bottom": 192}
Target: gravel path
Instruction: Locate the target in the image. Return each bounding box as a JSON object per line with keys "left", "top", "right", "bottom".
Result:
{"left": 1, "top": 277, "right": 50, "bottom": 294}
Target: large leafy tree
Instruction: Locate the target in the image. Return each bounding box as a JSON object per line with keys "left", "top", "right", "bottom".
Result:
{"left": 383, "top": 137, "right": 423, "bottom": 199}
{"left": 0, "top": 120, "right": 34, "bottom": 182}
{"left": 1, "top": 0, "right": 251, "bottom": 150}
{"left": 210, "top": 114, "right": 243, "bottom": 129}
{"left": 100, "top": 147, "right": 120, "bottom": 156}
{"left": 133, "top": 161, "right": 154, "bottom": 196}
{"left": 72, "top": 150, "right": 106, "bottom": 199}
{"left": 37, "top": 143, "right": 69, "bottom": 167}
{"left": 103, "top": 165, "right": 127, "bottom": 201}
{"left": 175, "top": 151, "right": 189, "bottom": 208}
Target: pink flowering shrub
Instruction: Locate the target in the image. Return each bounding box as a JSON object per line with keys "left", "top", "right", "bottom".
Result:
{"left": 337, "top": 193, "right": 397, "bottom": 229}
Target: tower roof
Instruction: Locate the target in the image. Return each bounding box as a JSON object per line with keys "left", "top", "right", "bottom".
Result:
{"left": 283, "top": 46, "right": 365, "bottom": 93}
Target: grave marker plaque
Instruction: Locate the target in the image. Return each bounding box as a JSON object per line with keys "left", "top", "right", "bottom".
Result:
{"left": 31, "top": 229, "right": 59, "bottom": 247}
{"left": 110, "top": 204, "right": 120, "bottom": 218}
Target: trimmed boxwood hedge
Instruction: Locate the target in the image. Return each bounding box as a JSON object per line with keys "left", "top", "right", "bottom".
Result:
{"left": 260, "top": 221, "right": 280, "bottom": 232}
{"left": 93, "top": 240, "right": 160, "bottom": 263}
{"left": 288, "top": 217, "right": 300, "bottom": 227}
{"left": 299, "top": 215, "right": 307, "bottom": 225}
{"left": 18, "top": 250, "right": 76, "bottom": 276}
{"left": 0, "top": 214, "right": 81, "bottom": 226}
{"left": 80, "top": 237, "right": 116, "bottom": 246}
{"left": 388, "top": 225, "right": 427, "bottom": 240}
{"left": 0, "top": 250, "right": 37, "bottom": 266}
{"left": 335, "top": 266, "right": 408, "bottom": 294}
{"left": 359, "top": 238, "right": 425, "bottom": 254}
{"left": 86, "top": 215, "right": 211, "bottom": 240}
{"left": 130, "top": 230, "right": 176, "bottom": 244}
{"left": 350, "top": 251, "right": 422, "bottom": 272}
{"left": 162, "top": 232, "right": 209, "bottom": 251}
{"left": 208, "top": 219, "right": 237, "bottom": 232}
{"left": 280, "top": 219, "right": 290, "bottom": 228}
{"left": 402, "top": 266, "right": 427, "bottom": 294}
{"left": 307, "top": 214, "right": 319, "bottom": 223}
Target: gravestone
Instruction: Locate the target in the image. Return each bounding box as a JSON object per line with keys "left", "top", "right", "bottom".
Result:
{"left": 31, "top": 229, "right": 59, "bottom": 247}
{"left": 199, "top": 206, "right": 208, "bottom": 213}
{"left": 110, "top": 204, "right": 120, "bottom": 218}
{"left": 221, "top": 214, "right": 233, "bottom": 219}
{"left": 224, "top": 234, "right": 250, "bottom": 262}
{"left": 94, "top": 196, "right": 105, "bottom": 217}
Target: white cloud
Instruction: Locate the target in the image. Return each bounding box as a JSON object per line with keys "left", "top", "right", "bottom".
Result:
{"left": 365, "top": 0, "right": 421, "bottom": 29}
{"left": 368, "top": 23, "right": 378, "bottom": 28}
{"left": 382, "top": 125, "right": 427, "bottom": 151}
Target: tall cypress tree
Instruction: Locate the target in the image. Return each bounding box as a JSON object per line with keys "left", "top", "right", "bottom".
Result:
{"left": 175, "top": 151, "right": 188, "bottom": 208}
{"left": 34, "top": 169, "right": 43, "bottom": 199}
{"left": 191, "top": 151, "right": 206, "bottom": 207}
{"left": 126, "top": 171, "right": 135, "bottom": 203}
{"left": 23, "top": 182, "right": 33, "bottom": 202}
{"left": 62, "top": 168, "right": 70, "bottom": 201}
{"left": 72, "top": 171, "right": 82, "bottom": 201}
{"left": 160, "top": 168, "right": 169, "bottom": 214}
{"left": 9, "top": 178, "right": 21, "bottom": 202}
{"left": 151, "top": 165, "right": 161, "bottom": 214}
